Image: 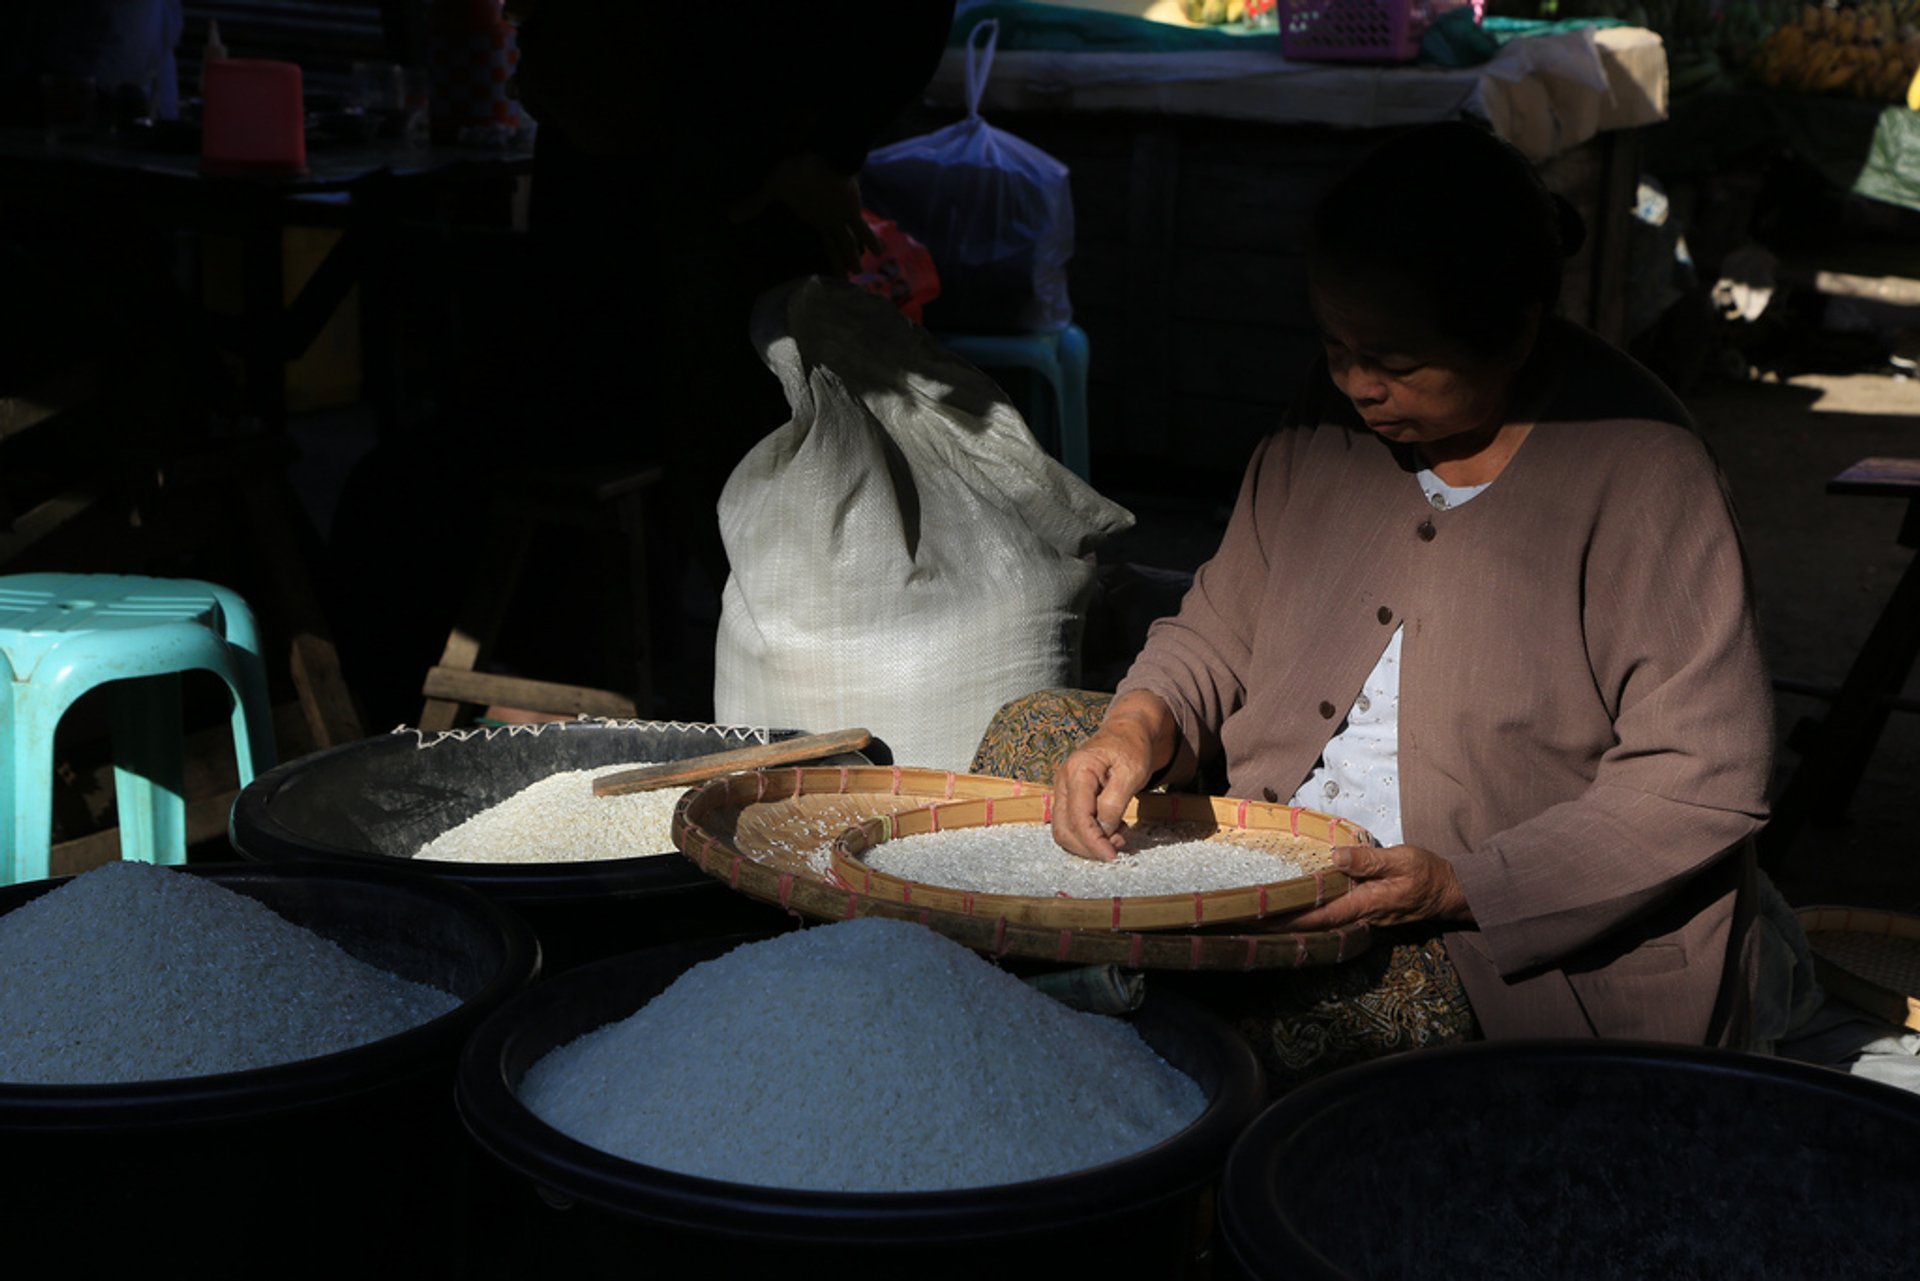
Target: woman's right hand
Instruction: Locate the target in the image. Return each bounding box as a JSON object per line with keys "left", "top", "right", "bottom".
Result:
{"left": 1051, "top": 691, "right": 1177, "bottom": 862}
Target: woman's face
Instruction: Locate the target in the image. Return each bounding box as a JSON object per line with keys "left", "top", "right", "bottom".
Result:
{"left": 1310, "top": 277, "right": 1530, "bottom": 460}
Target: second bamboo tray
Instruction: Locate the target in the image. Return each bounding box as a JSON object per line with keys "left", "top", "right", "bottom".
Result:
{"left": 830, "top": 793, "right": 1364, "bottom": 932}
{"left": 671, "top": 766, "right": 1370, "bottom": 972}
{"left": 1797, "top": 905, "right": 1920, "bottom": 1032}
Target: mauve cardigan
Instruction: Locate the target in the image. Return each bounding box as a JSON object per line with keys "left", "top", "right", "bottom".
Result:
{"left": 1118, "top": 323, "right": 1774, "bottom": 1043}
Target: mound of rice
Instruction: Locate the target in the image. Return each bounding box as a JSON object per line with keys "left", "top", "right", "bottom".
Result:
{"left": 861, "top": 823, "right": 1309, "bottom": 898}
{"left": 519, "top": 917, "right": 1206, "bottom": 1191}
{"left": 0, "top": 861, "right": 459, "bottom": 1085}
{"left": 415, "top": 766, "right": 681, "bottom": 864}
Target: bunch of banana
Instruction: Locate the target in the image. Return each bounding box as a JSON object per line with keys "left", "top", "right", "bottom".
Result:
{"left": 1185, "top": 0, "right": 1248, "bottom": 23}
{"left": 1749, "top": 2, "right": 1920, "bottom": 101}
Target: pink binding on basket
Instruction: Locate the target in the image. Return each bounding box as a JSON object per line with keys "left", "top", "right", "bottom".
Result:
{"left": 1280, "top": 0, "right": 1483, "bottom": 63}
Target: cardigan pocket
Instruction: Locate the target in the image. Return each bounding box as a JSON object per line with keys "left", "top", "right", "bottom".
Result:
{"left": 1566, "top": 942, "right": 1716, "bottom": 1043}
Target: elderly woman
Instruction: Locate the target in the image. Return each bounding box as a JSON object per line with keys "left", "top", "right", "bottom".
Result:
{"left": 1041, "top": 121, "right": 1774, "bottom": 1052}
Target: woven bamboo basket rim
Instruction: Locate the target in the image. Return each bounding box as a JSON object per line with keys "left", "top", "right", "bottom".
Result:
{"left": 1796, "top": 904, "right": 1920, "bottom": 1032}
{"left": 671, "top": 765, "right": 1371, "bottom": 972}
{"left": 828, "top": 793, "right": 1362, "bottom": 933}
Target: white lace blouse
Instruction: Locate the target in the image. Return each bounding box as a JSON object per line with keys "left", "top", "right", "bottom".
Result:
{"left": 1287, "top": 468, "right": 1492, "bottom": 845}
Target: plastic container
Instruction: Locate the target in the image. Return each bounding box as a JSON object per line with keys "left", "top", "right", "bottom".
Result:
{"left": 454, "top": 934, "right": 1265, "bottom": 1279}
{"left": 1279, "top": 0, "right": 1480, "bottom": 63}
{"left": 1219, "top": 1039, "right": 1920, "bottom": 1280}
{"left": 428, "top": 0, "right": 524, "bottom": 142}
{"left": 200, "top": 57, "right": 307, "bottom": 176}
{"left": 0, "top": 861, "right": 539, "bottom": 1276}
{"left": 229, "top": 720, "right": 869, "bottom": 972}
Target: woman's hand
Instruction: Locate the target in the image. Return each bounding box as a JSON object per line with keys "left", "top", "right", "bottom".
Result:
{"left": 1284, "top": 843, "right": 1474, "bottom": 931}
{"left": 1051, "top": 691, "right": 1178, "bottom": 862}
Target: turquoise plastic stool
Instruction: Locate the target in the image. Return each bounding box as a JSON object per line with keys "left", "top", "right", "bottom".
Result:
{"left": 0, "top": 574, "right": 276, "bottom": 884}
{"left": 938, "top": 325, "right": 1092, "bottom": 481}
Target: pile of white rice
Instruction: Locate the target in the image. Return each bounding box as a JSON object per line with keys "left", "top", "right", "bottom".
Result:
{"left": 860, "top": 823, "right": 1309, "bottom": 898}
{"left": 0, "top": 860, "right": 459, "bottom": 1085}
{"left": 414, "top": 766, "right": 681, "bottom": 864}
{"left": 519, "top": 917, "right": 1206, "bottom": 1191}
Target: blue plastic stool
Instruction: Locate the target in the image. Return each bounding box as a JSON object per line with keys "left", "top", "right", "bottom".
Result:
{"left": 937, "top": 325, "right": 1092, "bottom": 481}
{"left": 0, "top": 574, "right": 276, "bottom": 884}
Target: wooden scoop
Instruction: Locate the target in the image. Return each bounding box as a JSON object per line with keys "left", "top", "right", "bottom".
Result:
{"left": 592, "top": 728, "right": 873, "bottom": 798}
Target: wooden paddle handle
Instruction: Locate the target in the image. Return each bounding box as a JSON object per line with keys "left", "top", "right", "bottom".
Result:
{"left": 592, "top": 728, "right": 874, "bottom": 797}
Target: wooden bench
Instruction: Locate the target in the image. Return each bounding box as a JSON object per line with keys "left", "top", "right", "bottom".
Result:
{"left": 1761, "top": 457, "right": 1920, "bottom": 866}
{"left": 419, "top": 462, "right": 661, "bottom": 731}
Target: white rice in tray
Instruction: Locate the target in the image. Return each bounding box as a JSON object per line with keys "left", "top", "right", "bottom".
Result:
{"left": 414, "top": 766, "right": 682, "bottom": 864}
{"left": 859, "top": 823, "right": 1310, "bottom": 898}
{"left": 0, "top": 861, "right": 459, "bottom": 1085}
{"left": 520, "top": 917, "right": 1207, "bottom": 1191}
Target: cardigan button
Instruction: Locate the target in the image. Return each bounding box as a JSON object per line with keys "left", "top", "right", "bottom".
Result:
{"left": 1377, "top": 605, "right": 1393, "bottom": 624}
{"left": 1318, "top": 700, "right": 1337, "bottom": 720}
{"left": 1262, "top": 786, "right": 1279, "bottom": 802}
{"left": 1417, "top": 520, "right": 1436, "bottom": 542}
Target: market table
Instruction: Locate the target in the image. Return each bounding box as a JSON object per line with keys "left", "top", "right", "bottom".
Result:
{"left": 0, "top": 128, "right": 530, "bottom": 753}
{"left": 902, "top": 20, "right": 1671, "bottom": 477}
{"left": 925, "top": 22, "right": 1668, "bottom": 160}
{"left": 0, "top": 127, "right": 533, "bottom": 435}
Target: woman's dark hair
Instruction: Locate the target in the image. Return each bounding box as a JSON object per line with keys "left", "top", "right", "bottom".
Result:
{"left": 1309, "top": 120, "right": 1584, "bottom": 360}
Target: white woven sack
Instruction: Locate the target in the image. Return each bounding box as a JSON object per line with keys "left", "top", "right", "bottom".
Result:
{"left": 713, "top": 278, "right": 1133, "bottom": 771}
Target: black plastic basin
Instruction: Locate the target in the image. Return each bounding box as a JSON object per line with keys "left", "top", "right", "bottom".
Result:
{"left": 454, "top": 932, "right": 1265, "bottom": 1279}
{"left": 1220, "top": 1039, "right": 1920, "bottom": 1280}
{"left": 230, "top": 720, "right": 866, "bottom": 970}
{"left": 0, "top": 861, "right": 539, "bottom": 1278}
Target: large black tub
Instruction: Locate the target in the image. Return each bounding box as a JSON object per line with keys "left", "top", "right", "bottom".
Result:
{"left": 1219, "top": 1039, "right": 1920, "bottom": 1280}
{"left": 454, "top": 933, "right": 1265, "bottom": 1280}
{"left": 0, "top": 861, "right": 538, "bottom": 1278}
{"left": 230, "top": 719, "right": 867, "bottom": 971}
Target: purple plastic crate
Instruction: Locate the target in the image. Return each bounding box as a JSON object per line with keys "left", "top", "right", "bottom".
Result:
{"left": 1281, "top": 0, "right": 1482, "bottom": 63}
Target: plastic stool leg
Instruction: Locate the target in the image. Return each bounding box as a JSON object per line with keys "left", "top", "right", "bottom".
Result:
{"left": 614, "top": 490, "right": 655, "bottom": 717}
{"left": 0, "top": 690, "right": 59, "bottom": 884}
{"left": 1056, "top": 325, "right": 1092, "bottom": 482}
{"left": 201, "top": 583, "right": 276, "bottom": 784}
{"left": 111, "top": 674, "right": 188, "bottom": 866}
{"left": 937, "top": 332, "right": 1085, "bottom": 476}
{"left": 1028, "top": 352, "right": 1064, "bottom": 463}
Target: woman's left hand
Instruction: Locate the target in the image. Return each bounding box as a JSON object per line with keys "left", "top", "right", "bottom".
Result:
{"left": 1284, "top": 843, "right": 1474, "bottom": 931}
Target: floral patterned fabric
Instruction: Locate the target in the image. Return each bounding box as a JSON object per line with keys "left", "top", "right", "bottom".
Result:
{"left": 971, "top": 688, "right": 1479, "bottom": 1096}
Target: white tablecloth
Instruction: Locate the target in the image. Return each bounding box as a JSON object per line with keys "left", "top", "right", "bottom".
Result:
{"left": 924, "top": 26, "right": 1668, "bottom": 160}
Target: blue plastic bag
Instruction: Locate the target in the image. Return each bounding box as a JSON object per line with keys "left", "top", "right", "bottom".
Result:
{"left": 860, "top": 19, "right": 1074, "bottom": 334}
